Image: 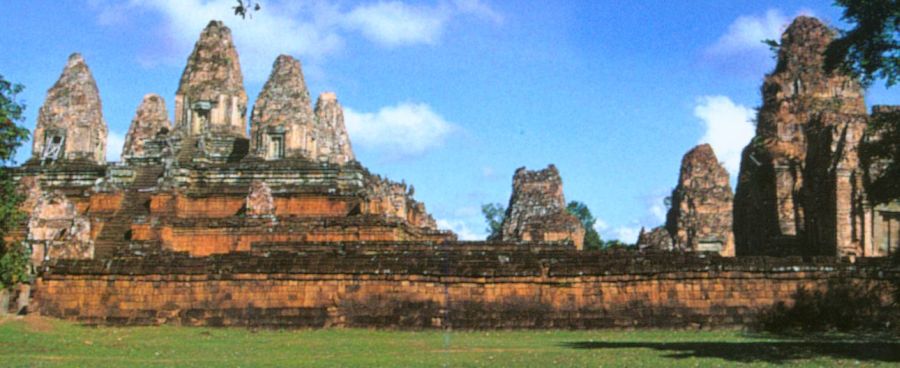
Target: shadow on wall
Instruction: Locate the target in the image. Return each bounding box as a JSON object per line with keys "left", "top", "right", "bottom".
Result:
{"left": 561, "top": 339, "right": 900, "bottom": 364}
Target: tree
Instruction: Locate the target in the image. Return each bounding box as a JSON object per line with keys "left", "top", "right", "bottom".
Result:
{"left": 0, "top": 75, "right": 31, "bottom": 290}
{"left": 860, "top": 108, "right": 900, "bottom": 204}
{"left": 600, "top": 239, "right": 636, "bottom": 250}
{"left": 481, "top": 203, "right": 506, "bottom": 241}
{"left": 824, "top": 0, "right": 900, "bottom": 87}
{"left": 565, "top": 201, "right": 603, "bottom": 250}
{"left": 232, "top": 0, "right": 262, "bottom": 19}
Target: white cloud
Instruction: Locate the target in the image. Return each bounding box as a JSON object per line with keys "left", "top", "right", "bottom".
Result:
{"left": 648, "top": 195, "right": 668, "bottom": 224}
{"left": 106, "top": 131, "right": 125, "bottom": 162}
{"left": 345, "top": 102, "right": 456, "bottom": 158}
{"left": 452, "top": 0, "right": 503, "bottom": 23}
{"left": 694, "top": 95, "right": 755, "bottom": 177}
{"left": 341, "top": 0, "right": 502, "bottom": 46}
{"left": 437, "top": 218, "right": 486, "bottom": 241}
{"left": 614, "top": 226, "right": 641, "bottom": 243}
{"left": 596, "top": 189, "right": 670, "bottom": 244}
{"left": 343, "top": 2, "right": 449, "bottom": 46}
{"left": 707, "top": 9, "right": 789, "bottom": 56}
{"left": 704, "top": 9, "right": 813, "bottom": 76}
{"left": 126, "top": 0, "right": 345, "bottom": 81}
{"left": 593, "top": 218, "right": 608, "bottom": 233}
{"left": 93, "top": 0, "right": 501, "bottom": 81}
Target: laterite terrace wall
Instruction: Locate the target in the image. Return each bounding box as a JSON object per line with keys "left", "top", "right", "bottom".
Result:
{"left": 31, "top": 246, "right": 897, "bottom": 329}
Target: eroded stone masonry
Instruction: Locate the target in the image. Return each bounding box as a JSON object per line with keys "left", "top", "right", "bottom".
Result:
{"left": 637, "top": 144, "right": 736, "bottom": 256}
{"left": 15, "top": 20, "right": 452, "bottom": 264}
{"left": 9, "top": 16, "right": 899, "bottom": 327}
{"left": 733, "top": 16, "right": 899, "bottom": 257}
{"left": 499, "top": 165, "right": 585, "bottom": 249}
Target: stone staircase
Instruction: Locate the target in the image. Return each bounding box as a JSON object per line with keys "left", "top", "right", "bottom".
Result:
{"left": 175, "top": 136, "right": 198, "bottom": 164}
{"left": 93, "top": 166, "right": 164, "bottom": 258}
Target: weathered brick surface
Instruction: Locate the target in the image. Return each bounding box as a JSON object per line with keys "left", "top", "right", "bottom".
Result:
{"left": 734, "top": 16, "right": 869, "bottom": 257}
{"left": 30, "top": 53, "right": 108, "bottom": 164}
{"left": 500, "top": 165, "right": 585, "bottom": 249}
{"left": 32, "top": 248, "right": 897, "bottom": 328}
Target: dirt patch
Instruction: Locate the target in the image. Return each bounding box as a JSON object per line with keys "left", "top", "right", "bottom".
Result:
{"left": 23, "top": 315, "right": 55, "bottom": 332}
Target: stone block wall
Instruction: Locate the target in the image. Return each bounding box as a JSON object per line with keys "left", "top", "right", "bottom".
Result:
{"left": 31, "top": 249, "right": 896, "bottom": 328}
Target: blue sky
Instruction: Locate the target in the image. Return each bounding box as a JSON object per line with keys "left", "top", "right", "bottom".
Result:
{"left": 2, "top": 1, "right": 896, "bottom": 241}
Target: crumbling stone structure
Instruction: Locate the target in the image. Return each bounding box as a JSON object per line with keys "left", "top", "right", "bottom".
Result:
{"left": 734, "top": 16, "right": 870, "bottom": 257}
{"left": 244, "top": 180, "right": 275, "bottom": 217}
{"left": 14, "top": 20, "right": 452, "bottom": 262}
{"left": 174, "top": 20, "right": 247, "bottom": 136}
{"left": 636, "top": 226, "right": 675, "bottom": 251}
{"left": 664, "top": 144, "right": 735, "bottom": 256}
{"left": 249, "top": 56, "right": 354, "bottom": 164}
{"left": 499, "top": 165, "right": 585, "bottom": 249}
{"left": 862, "top": 105, "right": 900, "bottom": 256}
{"left": 173, "top": 20, "right": 249, "bottom": 161}
{"left": 250, "top": 55, "right": 316, "bottom": 160}
{"left": 31, "top": 244, "right": 898, "bottom": 328}
{"left": 122, "top": 94, "right": 171, "bottom": 160}
{"left": 313, "top": 92, "right": 355, "bottom": 165}
{"left": 30, "top": 53, "right": 107, "bottom": 165}
{"left": 26, "top": 187, "right": 93, "bottom": 264}
{"left": 12, "top": 16, "right": 899, "bottom": 329}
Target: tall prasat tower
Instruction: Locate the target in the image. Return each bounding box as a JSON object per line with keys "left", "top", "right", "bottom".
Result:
{"left": 173, "top": 20, "right": 249, "bottom": 161}
{"left": 733, "top": 17, "right": 869, "bottom": 256}
{"left": 31, "top": 53, "right": 108, "bottom": 165}
{"left": 13, "top": 20, "right": 453, "bottom": 263}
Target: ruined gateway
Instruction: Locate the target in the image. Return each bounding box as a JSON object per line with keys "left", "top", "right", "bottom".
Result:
{"left": 7, "top": 18, "right": 899, "bottom": 328}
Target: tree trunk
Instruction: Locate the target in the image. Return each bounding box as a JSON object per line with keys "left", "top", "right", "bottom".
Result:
{"left": 16, "top": 284, "right": 30, "bottom": 315}
{"left": 0, "top": 288, "right": 9, "bottom": 315}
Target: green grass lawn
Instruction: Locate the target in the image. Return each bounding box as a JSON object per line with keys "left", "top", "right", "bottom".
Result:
{"left": 1, "top": 317, "right": 898, "bottom": 367}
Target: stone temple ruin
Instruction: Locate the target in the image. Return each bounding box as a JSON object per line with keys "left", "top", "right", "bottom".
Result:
{"left": 636, "top": 144, "right": 735, "bottom": 256}
{"left": 498, "top": 165, "right": 585, "bottom": 249}
{"left": 5, "top": 17, "right": 899, "bottom": 327}
{"left": 639, "top": 17, "right": 898, "bottom": 258}
{"left": 16, "top": 20, "right": 452, "bottom": 264}
{"left": 732, "top": 16, "right": 898, "bottom": 257}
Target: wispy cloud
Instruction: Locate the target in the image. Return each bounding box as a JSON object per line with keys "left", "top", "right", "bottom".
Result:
{"left": 703, "top": 9, "right": 811, "bottom": 76}
{"left": 597, "top": 189, "right": 670, "bottom": 244}
{"left": 436, "top": 218, "right": 485, "bottom": 240}
{"left": 343, "top": 2, "right": 450, "bottom": 46}
{"left": 106, "top": 131, "right": 125, "bottom": 162}
{"left": 345, "top": 102, "right": 457, "bottom": 159}
{"left": 89, "top": 0, "right": 502, "bottom": 81}
{"left": 694, "top": 95, "right": 755, "bottom": 178}
{"left": 707, "top": 9, "right": 789, "bottom": 57}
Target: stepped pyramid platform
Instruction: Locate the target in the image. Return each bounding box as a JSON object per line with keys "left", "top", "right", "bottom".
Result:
{"left": 13, "top": 20, "right": 452, "bottom": 263}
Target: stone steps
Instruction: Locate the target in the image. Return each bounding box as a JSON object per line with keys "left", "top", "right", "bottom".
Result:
{"left": 94, "top": 166, "right": 165, "bottom": 258}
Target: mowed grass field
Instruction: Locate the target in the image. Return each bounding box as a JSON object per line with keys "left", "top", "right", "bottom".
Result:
{"left": 1, "top": 317, "right": 898, "bottom": 367}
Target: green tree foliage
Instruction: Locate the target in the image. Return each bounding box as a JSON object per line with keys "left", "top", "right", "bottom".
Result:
{"left": 481, "top": 203, "right": 506, "bottom": 241}
{"left": 0, "top": 74, "right": 31, "bottom": 289}
{"left": 861, "top": 108, "right": 900, "bottom": 205}
{"left": 825, "top": 0, "right": 900, "bottom": 87}
{"left": 566, "top": 201, "right": 603, "bottom": 250}
{"left": 232, "top": 0, "right": 262, "bottom": 19}
{"left": 601, "top": 239, "right": 636, "bottom": 250}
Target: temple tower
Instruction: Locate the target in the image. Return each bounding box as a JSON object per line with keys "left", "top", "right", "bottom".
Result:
{"left": 31, "top": 53, "right": 108, "bottom": 164}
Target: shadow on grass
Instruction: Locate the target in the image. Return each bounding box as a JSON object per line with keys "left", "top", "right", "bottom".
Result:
{"left": 561, "top": 339, "right": 900, "bottom": 364}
